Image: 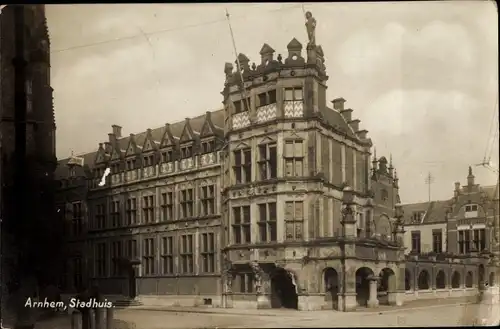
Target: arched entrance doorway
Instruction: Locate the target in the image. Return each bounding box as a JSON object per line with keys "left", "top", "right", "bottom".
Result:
{"left": 405, "top": 269, "right": 412, "bottom": 291}
{"left": 378, "top": 268, "right": 396, "bottom": 305}
{"left": 270, "top": 268, "right": 298, "bottom": 309}
{"left": 489, "top": 272, "right": 495, "bottom": 286}
{"left": 465, "top": 272, "right": 473, "bottom": 288}
{"left": 323, "top": 268, "right": 339, "bottom": 310}
{"left": 417, "top": 270, "right": 430, "bottom": 290}
{"left": 436, "top": 270, "right": 446, "bottom": 289}
{"left": 355, "top": 267, "right": 374, "bottom": 307}
{"left": 451, "top": 271, "right": 461, "bottom": 288}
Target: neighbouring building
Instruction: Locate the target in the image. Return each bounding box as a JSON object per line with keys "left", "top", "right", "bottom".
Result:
{"left": 402, "top": 167, "right": 499, "bottom": 301}
{"left": 55, "top": 17, "right": 498, "bottom": 311}
{"left": 1, "top": 3, "right": 58, "bottom": 314}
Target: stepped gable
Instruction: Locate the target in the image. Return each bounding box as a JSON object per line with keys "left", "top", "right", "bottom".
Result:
{"left": 55, "top": 109, "right": 224, "bottom": 179}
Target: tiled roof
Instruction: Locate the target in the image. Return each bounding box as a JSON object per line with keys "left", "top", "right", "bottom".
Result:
{"left": 55, "top": 109, "right": 224, "bottom": 179}
{"left": 402, "top": 200, "right": 450, "bottom": 225}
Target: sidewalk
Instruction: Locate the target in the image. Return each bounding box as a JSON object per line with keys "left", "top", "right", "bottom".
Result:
{"left": 118, "top": 296, "right": 475, "bottom": 317}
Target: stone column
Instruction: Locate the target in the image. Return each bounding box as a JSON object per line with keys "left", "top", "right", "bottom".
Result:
{"left": 387, "top": 267, "right": 405, "bottom": 306}
{"left": 367, "top": 275, "right": 379, "bottom": 308}
{"left": 337, "top": 267, "right": 357, "bottom": 312}
{"left": 221, "top": 255, "right": 234, "bottom": 308}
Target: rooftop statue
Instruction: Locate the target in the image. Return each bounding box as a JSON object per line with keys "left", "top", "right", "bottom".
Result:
{"left": 305, "top": 11, "right": 316, "bottom": 46}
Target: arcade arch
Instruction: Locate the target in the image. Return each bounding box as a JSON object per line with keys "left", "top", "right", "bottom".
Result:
{"left": 418, "top": 270, "right": 430, "bottom": 290}
{"left": 451, "top": 271, "right": 461, "bottom": 288}
{"left": 436, "top": 270, "right": 446, "bottom": 289}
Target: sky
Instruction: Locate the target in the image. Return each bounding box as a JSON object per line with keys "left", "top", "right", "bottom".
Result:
{"left": 46, "top": 2, "right": 499, "bottom": 204}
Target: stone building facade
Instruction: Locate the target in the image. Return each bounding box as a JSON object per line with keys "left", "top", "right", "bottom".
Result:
{"left": 1, "top": 4, "right": 58, "bottom": 293}
{"left": 402, "top": 167, "right": 499, "bottom": 302}
{"left": 55, "top": 31, "right": 496, "bottom": 311}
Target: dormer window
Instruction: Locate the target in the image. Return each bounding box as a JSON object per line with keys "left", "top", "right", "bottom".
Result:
{"left": 143, "top": 154, "right": 154, "bottom": 167}
{"left": 126, "top": 159, "right": 136, "bottom": 170}
{"left": 234, "top": 98, "right": 250, "bottom": 114}
{"left": 69, "top": 167, "right": 76, "bottom": 178}
{"left": 161, "top": 150, "right": 173, "bottom": 163}
{"left": 95, "top": 167, "right": 105, "bottom": 179}
{"left": 411, "top": 211, "right": 425, "bottom": 223}
{"left": 465, "top": 204, "right": 478, "bottom": 218}
{"left": 285, "top": 87, "right": 303, "bottom": 102}
{"left": 110, "top": 163, "right": 120, "bottom": 174}
{"left": 257, "top": 90, "right": 277, "bottom": 108}
{"left": 181, "top": 145, "right": 192, "bottom": 159}
{"left": 201, "top": 140, "right": 215, "bottom": 154}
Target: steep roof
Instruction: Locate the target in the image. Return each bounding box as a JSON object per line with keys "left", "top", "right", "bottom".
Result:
{"left": 320, "top": 106, "right": 358, "bottom": 139}
{"left": 55, "top": 109, "right": 224, "bottom": 179}
{"left": 402, "top": 200, "right": 450, "bottom": 225}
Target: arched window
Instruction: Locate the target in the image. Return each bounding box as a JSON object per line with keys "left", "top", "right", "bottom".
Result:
{"left": 465, "top": 272, "right": 473, "bottom": 288}
{"left": 436, "top": 271, "right": 446, "bottom": 289}
{"left": 451, "top": 271, "right": 461, "bottom": 288}
{"left": 418, "top": 270, "right": 430, "bottom": 290}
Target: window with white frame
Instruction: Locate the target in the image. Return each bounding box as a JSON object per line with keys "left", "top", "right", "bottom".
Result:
{"left": 200, "top": 185, "right": 216, "bottom": 216}
{"left": 258, "top": 202, "right": 277, "bottom": 242}
{"left": 161, "top": 192, "right": 174, "bottom": 221}
{"left": 284, "top": 87, "right": 303, "bottom": 102}
{"left": 258, "top": 143, "right": 277, "bottom": 180}
{"left": 142, "top": 195, "right": 155, "bottom": 223}
{"left": 180, "top": 188, "right": 194, "bottom": 218}
{"left": 464, "top": 204, "right": 478, "bottom": 218}
{"left": 233, "top": 148, "right": 252, "bottom": 184}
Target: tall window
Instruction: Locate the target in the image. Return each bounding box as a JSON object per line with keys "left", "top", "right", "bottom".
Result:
{"left": 285, "top": 201, "right": 304, "bottom": 240}
{"left": 126, "top": 198, "right": 137, "bottom": 225}
{"left": 284, "top": 140, "right": 304, "bottom": 177}
{"left": 161, "top": 150, "right": 173, "bottom": 163}
{"left": 180, "top": 145, "right": 192, "bottom": 159}
{"left": 200, "top": 185, "right": 215, "bottom": 216}
{"left": 161, "top": 236, "right": 174, "bottom": 275}
{"left": 161, "top": 192, "right": 174, "bottom": 221}
{"left": 257, "top": 90, "right": 277, "bottom": 107}
{"left": 96, "top": 204, "right": 106, "bottom": 229}
{"left": 258, "top": 143, "right": 277, "bottom": 180}
{"left": 411, "top": 231, "right": 421, "bottom": 253}
{"left": 238, "top": 273, "right": 254, "bottom": 293}
{"left": 111, "top": 200, "right": 121, "bottom": 228}
{"left": 143, "top": 238, "right": 155, "bottom": 275}
{"left": 126, "top": 239, "right": 138, "bottom": 260}
{"left": 26, "top": 79, "right": 33, "bottom": 113}
{"left": 126, "top": 159, "right": 136, "bottom": 171}
{"left": 458, "top": 230, "right": 473, "bottom": 254}
{"left": 201, "top": 233, "right": 216, "bottom": 273}
{"left": 233, "top": 148, "right": 252, "bottom": 184}
{"left": 232, "top": 206, "right": 251, "bottom": 244}
{"left": 143, "top": 154, "right": 154, "bottom": 167}
{"left": 72, "top": 202, "right": 83, "bottom": 236}
{"left": 180, "top": 235, "right": 194, "bottom": 274}
{"left": 258, "top": 203, "right": 277, "bottom": 242}
{"left": 142, "top": 195, "right": 155, "bottom": 223}
{"left": 284, "top": 87, "right": 303, "bottom": 102}
{"left": 432, "top": 229, "right": 442, "bottom": 253}
{"left": 472, "top": 229, "right": 486, "bottom": 251}
{"left": 96, "top": 243, "right": 107, "bottom": 277}
{"left": 111, "top": 163, "right": 120, "bottom": 174}
{"left": 180, "top": 188, "right": 194, "bottom": 218}
{"left": 111, "top": 241, "right": 123, "bottom": 276}
{"left": 234, "top": 98, "right": 250, "bottom": 114}
{"left": 201, "top": 140, "right": 215, "bottom": 154}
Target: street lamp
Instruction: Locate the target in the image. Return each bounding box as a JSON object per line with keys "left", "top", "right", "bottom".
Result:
{"left": 342, "top": 186, "right": 355, "bottom": 206}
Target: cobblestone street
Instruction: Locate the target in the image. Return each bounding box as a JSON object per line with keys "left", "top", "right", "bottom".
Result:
{"left": 33, "top": 299, "right": 499, "bottom": 328}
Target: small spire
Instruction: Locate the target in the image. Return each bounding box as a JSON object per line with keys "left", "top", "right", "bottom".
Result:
{"left": 372, "top": 148, "right": 377, "bottom": 162}
{"left": 468, "top": 166, "right": 473, "bottom": 176}
{"left": 394, "top": 169, "right": 398, "bottom": 179}
{"left": 389, "top": 154, "right": 393, "bottom": 168}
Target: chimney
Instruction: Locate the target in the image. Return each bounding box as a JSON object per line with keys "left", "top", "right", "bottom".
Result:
{"left": 112, "top": 125, "right": 122, "bottom": 139}
{"left": 356, "top": 130, "right": 368, "bottom": 140}
{"left": 467, "top": 166, "right": 475, "bottom": 186}
{"left": 108, "top": 133, "right": 115, "bottom": 143}
{"left": 348, "top": 119, "right": 360, "bottom": 132}
{"left": 206, "top": 111, "right": 211, "bottom": 119}
{"left": 340, "top": 109, "right": 353, "bottom": 122}
{"left": 104, "top": 142, "right": 112, "bottom": 153}
{"left": 454, "top": 181, "right": 461, "bottom": 197}
{"left": 332, "top": 98, "right": 346, "bottom": 111}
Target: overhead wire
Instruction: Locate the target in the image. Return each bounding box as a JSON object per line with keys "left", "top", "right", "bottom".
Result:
{"left": 483, "top": 93, "right": 499, "bottom": 163}
{"left": 50, "top": 4, "right": 303, "bottom": 54}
